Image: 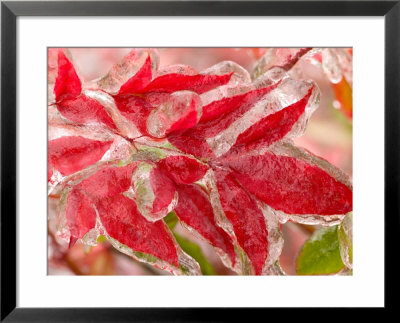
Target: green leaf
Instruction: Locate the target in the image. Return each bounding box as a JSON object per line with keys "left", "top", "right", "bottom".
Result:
{"left": 163, "top": 211, "right": 179, "bottom": 230}
{"left": 338, "top": 213, "right": 353, "bottom": 268}
{"left": 96, "top": 235, "right": 107, "bottom": 243}
{"left": 163, "top": 212, "right": 215, "bottom": 275}
{"left": 296, "top": 225, "right": 345, "bottom": 275}
{"left": 174, "top": 233, "right": 216, "bottom": 275}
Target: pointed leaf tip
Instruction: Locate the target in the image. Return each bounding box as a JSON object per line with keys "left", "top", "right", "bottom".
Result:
{"left": 54, "top": 50, "right": 82, "bottom": 102}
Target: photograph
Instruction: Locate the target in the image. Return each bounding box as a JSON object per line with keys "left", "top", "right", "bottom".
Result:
{"left": 2, "top": 0, "right": 397, "bottom": 318}
{"left": 48, "top": 47, "right": 353, "bottom": 276}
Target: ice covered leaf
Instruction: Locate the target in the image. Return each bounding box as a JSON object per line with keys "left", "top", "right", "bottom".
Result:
{"left": 96, "top": 49, "right": 158, "bottom": 94}
{"left": 131, "top": 162, "right": 177, "bottom": 222}
{"left": 214, "top": 169, "right": 269, "bottom": 275}
{"left": 146, "top": 91, "right": 202, "bottom": 138}
{"left": 48, "top": 136, "right": 112, "bottom": 176}
{"left": 252, "top": 48, "right": 312, "bottom": 79}
{"left": 296, "top": 225, "right": 345, "bottom": 275}
{"left": 168, "top": 81, "right": 280, "bottom": 159}
{"left": 54, "top": 50, "right": 82, "bottom": 102}
{"left": 338, "top": 213, "right": 353, "bottom": 269}
{"left": 156, "top": 64, "right": 198, "bottom": 77}
{"left": 227, "top": 85, "right": 318, "bottom": 156}
{"left": 96, "top": 194, "right": 179, "bottom": 267}
{"left": 233, "top": 89, "right": 312, "bottom": 146}
{"left": 206, "top": 79, "right": 318, "bottom": 157}
{"left": 174, "top": 184, "right": 236, "bottom": 267}
{"left": 201, "top": 61, "right": 251, "bottom": 85}
{"left": 200, "top": 84, "right": 278, "bottom": 123}
{"left": 167, "top": 133, "right": 216, "bottom": 160}
{"left": 224, "top": 151, "right": 352, "bottom": 217}
{"left": 137, "top": 71, "right": 232, "bottom": 94}
{"left": 118, "top": 55, "right": 153, "bottom": 95}
{"left": 173, "top": 232, "right": 216, "bottom": 275}
{"left": 77, "top": 163, "right": 138, "bottom": 199}
{"left": 158, "top": 156, "right": 208, "bottom": 185}
{"left": 64, "top": 187, "right": 96, "bottom": 247}
{"left": 56, "top": 94, "right": 117, "bottom": 131}
{"left": 335, "top": 48, "right": 353, "bottom": 85}
{"left": 322, "top": 49, "right": 343, "bottom": 84}
{"left": 114, "top": 95, "right": 154, "bottom": 136}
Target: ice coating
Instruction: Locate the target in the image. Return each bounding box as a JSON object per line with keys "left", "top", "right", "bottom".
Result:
{"left": 167, "top": 81, "right": 281, "bottom": 159}
{"left": 53, "top": 49, "right": 82, "bottom": 102}
{"left": 338, "top": 213, "right": 353, "bottom": 269}
{"left": 131, "top": 162, "right": 178, "bottom": 222}
{"left": 157, "top": 155, "right": 209, "bottom": 185}
{"left": 48, "top": 103, "right": 116, "bottom": 142}
{"left": 156, "top": 64, "right": 198, "bottom": 77}
{"left": 146, "top": 91, "right": 202, "bottom": 138}
{"left": 64, "top": 187, "right": 97, "bottom": 246}
{"left": 139, "top": 70, "right": 232, "bottom": 94}
{"left": 223, "top": 152, "right": 352, "bottom": 216}
{"left": 96, "top": 194, "right": 179, "bottom": 266}
{"left": 335, "top": 48, "right": 353, "bottom": 85}
{"left": 95, "top": 202, "right": 201, "bottom": 276}
{"left": 48, "top": 136, "right": 113, "bottom": 177}
{"left": 201, "top": 60, "right": 251, "bottom": 85}
{"left": 118, "top": 55, "right": 153, "bottom": 95}
{"left": 214, "top": 169, "right": 269, "bottom": 275}
{"left": 100, "top": 136, "right": 134, "bottom": 162}
{"left": 95, "top": 48, "right": 159, "bottom": 94}
{"left": 174, "top": 184, "right": 236, "bottom": 267}
{"left": 113, "top": 95, "right": 155, "bottom": 136}
{"left": 83, "top": 90, "right": 142, "bottom": 139}
{"left": 252, "top": 48, "right": 312, "bottom": 80}
{"left": 77, "top": 163, "right": 138, "bottom": 200}
{"left": 322, "top": 49, "right": 343, "bottom": 84}
{"left": 206, "top": 79, "right": 317, "bottom": 157}
{"left": 225, "top": 83, "right": 320, "bottom": 157}
{"left": 56, "top": 94, "right": 118, "bottom": 131}
{"left": 256, "top": 202, "right": 285, "bottom": 275}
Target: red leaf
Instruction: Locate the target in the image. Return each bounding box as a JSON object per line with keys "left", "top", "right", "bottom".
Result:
{"left": 78, "top": 164, "right": 137, "bottom": 199}
{"left": 228, "top": 88, "right": 313, "bottom": 155}
{"left": 225, "top": 153, "right": 353, "bottom": 215}
{"left": 54, "top": 50, "right": 81, "bottom": 102}
{"left": 196, "top": 86, "right": 280, "bottom": 139}
{"left": 175, "top": 184, "right": 236, "bottom": 266}
{"left": 118, "top": 56, "right": 153, "bottom": 95}
{"left": 48, "top": 167, "right": 53, "bottom": 181}
{"left": 48, "top": 136, "right": 112, "bottom": 176}
{"left": 167, "top": 133, "right": 215, "bottom": 160}
{"left": 158, "top": 156, "right": 208, "bottom": 185}
{"left": 57, "top": 94, "right": 117, "bottom": 130}
{"left": 214, "top": 169, "right": 269, "bottom": 275}
{"left": 139, "top": 73, "right": 232, "bottom": 94}
{"left": 114, "top": 95, "right": 154, "bottom": 135}
{"left": 65, "top": 188, "right": 96, "bottom": 245}
{"left": 200, "top": 86, "right": 277, "bottom": 123}
{"left": 96, "top": 195, "right": 179, "bottom": 266}
{"left": 146, "top": 91, "right": 201, "bottom": 138}
{"left": 166, "top": 101, "right": 198, "bottom": 134}
{"left": 150, "top": 167, "right": 176, "bottom": 213}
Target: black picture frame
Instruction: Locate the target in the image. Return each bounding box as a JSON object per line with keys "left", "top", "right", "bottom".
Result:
{"left": 1, "top": 0, "right": 398, "bottom": 321}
